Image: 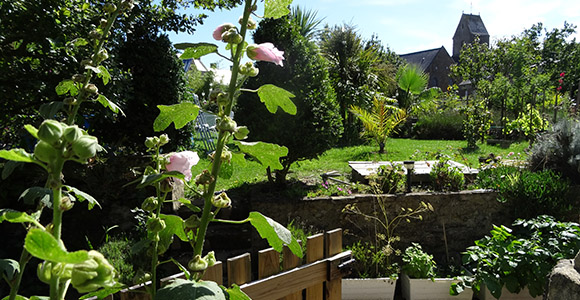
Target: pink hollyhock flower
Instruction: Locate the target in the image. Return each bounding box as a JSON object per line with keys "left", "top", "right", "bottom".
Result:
{"left": 212, "top": 23, "right": 235, "bottom": 41}
{"left": 246, "top": 43, "right": 284, "bottom": 66}
{"left": 560, "top": 72, "right": 566, "bottom": 77}
{"left": 559, "top": 79, "right": 563, "bottom": 84}
{"left": 166, "top": 151, "right": 200, "bottom": 182}
{"left": 557, "top": 86, "right": 562, "bottom": 91}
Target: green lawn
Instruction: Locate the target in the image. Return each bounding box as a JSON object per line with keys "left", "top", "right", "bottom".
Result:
{"left": 191, "top": 139, "right": 530, "bottom": 191}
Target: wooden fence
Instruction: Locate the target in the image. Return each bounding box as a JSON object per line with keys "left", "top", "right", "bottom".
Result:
{"left": 116, "top": 228, "right": 352, "bottom": 300}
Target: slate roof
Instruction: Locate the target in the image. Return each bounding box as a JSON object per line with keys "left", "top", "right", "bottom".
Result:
{"left": 454, "top": 13, "right": 489, "bottom": 37}
{"left": 399, "top": 47, "right": 446, "bottom": 70}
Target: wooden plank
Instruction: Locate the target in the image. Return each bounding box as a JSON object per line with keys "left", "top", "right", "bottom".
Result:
{"left": 227, "top": 253, "right": 251, "bottom": 286}
{"left": 306, "top": 234, "right": 324, "bottom": 300}
{"left": 282, "top": 244, "right": 302, "bottom": 300}
{"left": 258, "top": 248, "right": 280, "bottom": 279}
{"left": 203, "top": 261, "right": 223, "bottom": 285}
{"left": 241, "top": 259, "right": 327, "bottom": 300}
{"left": 325, "top": 229, "right": 342, "bottom": 300}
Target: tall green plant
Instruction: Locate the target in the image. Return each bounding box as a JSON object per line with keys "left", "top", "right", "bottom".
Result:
{"left": 396, "top": 64, "right": 428, "bottom": 110}
{"left": 350, "top": 96, "right": 406, "bottom": 153}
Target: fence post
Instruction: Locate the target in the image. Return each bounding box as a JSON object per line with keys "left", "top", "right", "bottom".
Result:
{"left": 258, "top": 248, "right": 280, "bottom": 279}
{"left": 325, "top": 229, "right": 342, "bottom": 300}
{"left": 227, "top": 253, "right": 251, "bottom": 286}
{"left": 306, "top": 233, "right": 325, "bottom": 300}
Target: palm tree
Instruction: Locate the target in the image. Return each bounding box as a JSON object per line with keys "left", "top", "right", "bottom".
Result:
{"left": 396, "top": 64, "right": 429, "bottom": 110}
{"left": 290, "top": 5, "right": 324, "bottom": 40}
{"left": 350, "top": 96, "right": 407, "bottom": 153}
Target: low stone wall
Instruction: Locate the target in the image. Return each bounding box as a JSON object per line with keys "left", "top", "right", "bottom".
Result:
{"left": 252, "top": 189, "right": 514, "bottom": 261}
{"left": 546, "top": 252, "right": 580, "bottom": 299}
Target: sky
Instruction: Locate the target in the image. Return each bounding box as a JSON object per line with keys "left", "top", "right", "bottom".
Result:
{"left": 166, "top": 0, "right": 580, "bottom": 69}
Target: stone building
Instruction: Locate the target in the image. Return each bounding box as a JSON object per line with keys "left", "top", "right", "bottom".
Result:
{"left": 452, "top": 13, "right": 490, "bottom": 62}
{"left": 399, "top": 47, "right": 455, "bottom": 90}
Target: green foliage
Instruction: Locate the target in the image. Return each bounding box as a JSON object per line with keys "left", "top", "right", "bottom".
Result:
{"left": 236, "top": 15, "right": 343, "bottom": 184}
{"left": 412, "top": 111, "right": 465, "bottom": 140}
{"left": 476, "top": 166, "right": 572, "bottom": 219}
{"left": 528, "top": 119, "right": 580, "bottom": 183}
{"left": 429, "top": 160, "right": 465, "bottom": 192}
{"left": 462, "top": 98, "right": 492, "bottom": 149}
{"left": 347, "top": 241, "right": 394, "bottom": 279}
{"left": 350, "top": 96, "right": 407, "bottom": 153}
{"left": 155, "top": 279, "right": 227, "bottom": 300}
{"left": 504, "top": 104, "right": 549, "bottom": 139}
{"left": 97, "top": 236, "right": 136, "bottom": 285}
{"left": 367, "top": 164, "right": 406, "bottom": 194}
{"left": 396, "top": 64, "right": 428, "bottom": 110}
{"left": 461, "top": 216, "right": 580, "bottom": 298}
{"left": 402, "top": 243, "right": 437, "bottom": 279}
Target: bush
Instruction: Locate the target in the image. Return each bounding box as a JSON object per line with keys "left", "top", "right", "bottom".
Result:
{"left": 236, "top": 16, "right": 343, "bottom": 184}
{"left": 476, "top": 166, "right": 572, "bottom": 218}
{"left": 528, "top": 119, "right": 580, "bottom": 183}
{"left": 460, "top": 216, "right": 580, "bottom": 298}
{"left": 368, "top": 164, "right": 406, "bottom": 194}
{"left": 430, "top": 159, "right": 465, "bottom": 192}
{"left": 402, "top": 243, "right": 436, "bottom": 279}
{"left": 347, "top": 241, "right": 395, "bottom": 279}
{"left": 412, "top": 111, "right": 464, "bottom": 140}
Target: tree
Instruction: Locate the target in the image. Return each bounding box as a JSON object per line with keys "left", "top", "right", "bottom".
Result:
{"left": 290, "top": 5, "right": 324, "bottom": 41}
{"left": 319, "top": 24, "right": 380, "bottom": 145}
{"left": 350, "top": 96, "right": 406, "bottom": 153}
{"left": 396, "top": 64, "right": 429, "bottom": 111}
{"left": 235, "top": 16, "right": 342, "bottom": 185}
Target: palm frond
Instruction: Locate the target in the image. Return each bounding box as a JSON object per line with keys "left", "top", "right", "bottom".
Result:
{"left": 291, "top": 5, "right": 325, "bottom": 40}
{"left": 397, "top": 64, "right": 429, "bottom": 95}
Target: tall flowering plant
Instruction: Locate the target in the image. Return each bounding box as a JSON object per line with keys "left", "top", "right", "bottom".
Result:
{"left": 0, "top": 0, "right": 300, "bottom": 299}
{"left": 122, "top": 0, "right": 302, "bottom": 298}
{"left": 0, "top": 1, "right": 132, "bottom": 299}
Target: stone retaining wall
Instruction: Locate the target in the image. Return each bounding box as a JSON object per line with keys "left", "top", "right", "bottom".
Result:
{"left": 252, "top": 189, "right": 514, "bottom": 261}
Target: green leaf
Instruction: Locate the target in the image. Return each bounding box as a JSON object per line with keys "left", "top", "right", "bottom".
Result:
{"left": 79, "top": 284, "right": 124, "bottom": 299}
{"left": 72, "top": 38, "right": 88, "bottom": 48}
{"left": 24, "top": 124, "right": 38, "bottom": 139}
{"left": 218, "top": 160, "right": 234, "bottom": 179}
{"left": 226, "top": 284, "right": 251, "bottom": 300}
{"left": 96, "top": 94, "right": 125, "bottom": 116}
{"left": 20, "top": 187, "right": 52, "bottom": 207}
{"left": 236, "top": 141, "right": 288, "bottom": 171}
{"left": 248, "top": 212, "right": 303, "bottom": 258}
{"left": 256, "top": 84, "right": 296, "bottom": 115}
{"left": 0, "top": 259, "right": 20, "bottom": 281}
{"left": 137, "top": 171, "right": 185, "bottom": 188}
{"left": 24, "top": 229, "right": 89, "bottom": 263}
{"left": 55, "top": 80, "right": 78, "bottom": 96}
{"left": 39, "top": 102, "right": 65, "bottom": 119}
{"left": 0, "top": 209, "right": 37, "bottom": 224}
{"left": 97, "top": 65, "right": 111, "bottom": 85}
{"left": 153, "top": 103, "right": 200, "bottom": 131}
{"left": 0, "top": 149, "right": 36, "bottom": 163}
{"left": 264, "top": 0, "right": 293, "bottom": 19}
{"left": 2, "top": 161, "right": 21, "bottom": 180}
{"left": 63, "top": 185, "right": 101, "bottom": 210}
{"left": 155, "top": 279, "right": 227, "bottom": 300}
{"left": 176, "top": 43, "right": 219, "bottom": 59}
{"left": 177, "top": 198, "right": 201, "bottom": 212}
{"left": 1, "top": 296, "right": 29, "bottom": 300}
{"left": 153, "top": 215, "right": 187, "bottom": 256}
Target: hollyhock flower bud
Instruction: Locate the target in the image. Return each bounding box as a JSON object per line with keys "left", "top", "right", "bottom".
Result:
{"left": 222, "top": 28, "right": 243, "bottom": 44}
{"left": 247, "top": 43, "right": 284, "bottom": 66}
{"left": 144, "top": 137, "right": 156, "bottom": 149}
{"left": 234, "top": 126, "right": 249, "bottom": 140}
{"left": 63, "top": 125, "right": 83, "bottom": 143}
{"left": 212, "top": 192, "right": 231, "bottom": 209}
{"left": 188, "top": 255, "right": 208, "bottom": 272}
{"left": 147, "top": 217, "right": 166, "bottom": 233}
{"left": 71, "top": 251, "right": 116, "bottom": 293}
{"left": 184, "top": 214, "right": 201, "bottom": 230}
{"left": 166, "top": 151, "right": 200, "bottom": 182}
{"left": 204, "top": 251, "right": 217, "bottom": 267}
{"left": 104, "top": 3, "right": 117, "bottom": 13}
{"left": 89, "top": 30, "right": 102, "bottom": 40}
{"left": 72, "top": 135, "right": 99, "bottom": 160}
{"left": 72, "top": 74, "right": 86, "bottom": 83}
{"left": 239, "top": 16, "right": 257, "bottom": 30}
{"left": 84, "top": 83, "right": 98, "bottom": 95}
{"left": 195, "top": 169, "right": 214, "bottom": 185}
{"left": 38, "top": 120, "right": 65, "bottom": 145}
{"left": 217, "top": 117, "right": 237, "bottom": 133}
{"left": 239, "top": 62, "right": 259, "bottom": 77}
{"left": 159, "top": 134, "right": 170, "bottom": 146}
{"left": 141, "top": 196, "right": 158, "bottom": 212}
{"left": 212, "top": 23, "right": 236, "bottom": 41}
{"left": 60, "top": 196, "right": 74, "bottom": 211}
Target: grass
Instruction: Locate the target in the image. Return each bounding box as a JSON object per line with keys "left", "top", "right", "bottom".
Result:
{"left": 191, "top": 139, "right": 530, "bottom": 191}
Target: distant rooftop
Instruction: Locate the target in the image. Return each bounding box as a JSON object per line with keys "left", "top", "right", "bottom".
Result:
{"left": 455, "top": 13, "right": 489, "bottom": 37}
{"left": 399, "top": 47, "right": 446, "bottom": 70}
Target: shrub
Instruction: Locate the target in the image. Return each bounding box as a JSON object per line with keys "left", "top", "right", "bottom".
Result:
{"left": 476, "top": 166, "right": 572, "bottom": 218}
{"left": 528, "top": 119, "right": 580, "bottom": 183}
{"left": 97, "top": 236, "right": 137, "bottom": 285}
{"left": 347, "top": 241, "right": 394, "bottom": 279}
{"left": 236, "top": 16, "right": 343, "bottom": 184}
{"left": 458, "top": 216, "right": 580, "bottom": 298}
{"left": 430, "top": 159, "right": 465, "bottom": 192}
{"left": 368, "top": 163, "right": 406, "bottom": 194}
{"left": 412, "top": 111, "right": 465, "bottom": 140}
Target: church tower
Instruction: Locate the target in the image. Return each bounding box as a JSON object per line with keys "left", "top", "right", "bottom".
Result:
{"left": 452, "top": 13, "right": 490, "bottom": 61}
